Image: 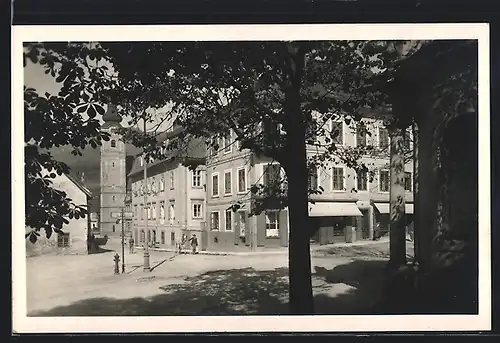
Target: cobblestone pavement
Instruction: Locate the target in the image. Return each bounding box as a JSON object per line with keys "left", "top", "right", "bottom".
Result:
{"left": 25, "top": 241, "right": 397, "bottom": 316}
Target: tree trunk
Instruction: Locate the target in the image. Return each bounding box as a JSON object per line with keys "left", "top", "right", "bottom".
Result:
{"left": 285, "top": 144, "right": 314, "bottom": 315}
{"left": 282, "top": 43, "right": 314, "bottom": 314}
{"left": 388, "top": 127, "right": 407, "bottom": 267}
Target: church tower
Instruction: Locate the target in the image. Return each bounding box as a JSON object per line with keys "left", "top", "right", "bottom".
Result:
{"left": 100, "top": 104, "right": 126, "bottom": 237}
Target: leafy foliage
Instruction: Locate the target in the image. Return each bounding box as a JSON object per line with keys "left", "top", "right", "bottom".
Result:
{"left": 24, "top": 42, "right": 113, "bottom": 242}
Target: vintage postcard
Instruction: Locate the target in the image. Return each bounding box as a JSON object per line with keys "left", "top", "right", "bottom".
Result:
{"left": 12, "top": 23, "right": 490, "bottom": 333}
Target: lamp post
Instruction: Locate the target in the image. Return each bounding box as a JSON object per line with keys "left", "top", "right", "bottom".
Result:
{"left": 115, "top": 207, "right": 126, "bottom": 273}
{"left": 143, "top": 118, "right": 151, "bottom": 272}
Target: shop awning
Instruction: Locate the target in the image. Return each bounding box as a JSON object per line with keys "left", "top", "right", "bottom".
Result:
{"left": 308, "top": 202, "right": 363, "bottom": 217}
{"left": 406, "top": 204, "right": 414, "bottom": 214}
{"left": 374, "top": 203, "right": 414, "bottom": 214}
{"left": 374, "top": 203, "right": 390, "bottom": 214}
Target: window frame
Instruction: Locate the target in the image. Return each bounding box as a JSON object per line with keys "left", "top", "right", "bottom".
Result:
{"left": 331, "top": 165, "right": 346, "bottom": 192}
{"left": 57, "top": 232, "right": 70, "bottom": 248}
{"left": 330, "top": 119, "right": 345, "bottom": 146}
{"left": 237, "top": 166, "right": 247, "bottom": 194}
{"left": 210, "top": 211, "right": 220, "bottom": 231}
{"left": 224, "top": 169, "right": 233, "bottom": 196}
{"left": 379, "top": 169, "right": 390, "bottom": 193}
{"left": 212, "top": 172, "right": 220, "bottom": 197}
{"left": 225, "top": 209, "right": 233, "bottom": 231}
{"left": 265, "top": 211, "right": 280, "bottom": 238}
{"left": 192, "top": 201, "right": 203, "bottom": 219}
{"left": 192, "top": 169, "right": 202, "bottom": 188}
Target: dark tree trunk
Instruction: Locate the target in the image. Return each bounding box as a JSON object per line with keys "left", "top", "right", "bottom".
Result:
{"left": 281, "top": 43, "right": 314, "bottom": 315}
{"left": 285, "top": 160, "right": 314, "bottom": 314}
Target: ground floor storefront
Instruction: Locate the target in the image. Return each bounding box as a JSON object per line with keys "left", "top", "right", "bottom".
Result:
{"left": 132, "top": 201, "right": 414, "bottom": 253}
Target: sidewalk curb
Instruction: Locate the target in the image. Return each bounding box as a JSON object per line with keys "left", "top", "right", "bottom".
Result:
{"left": 133, "top": 238, "right": 391, "bottom": 257}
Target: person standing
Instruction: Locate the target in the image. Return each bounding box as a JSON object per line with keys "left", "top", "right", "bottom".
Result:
{"left": 129, "top": 236, "right": 135, "bottom": 254}
{"left": 188, "top": 234, "right": 198, "bottom": 254}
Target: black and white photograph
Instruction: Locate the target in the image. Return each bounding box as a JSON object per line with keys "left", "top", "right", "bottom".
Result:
{"left": 12, "top": 24, "right": 490, "bottom": 333}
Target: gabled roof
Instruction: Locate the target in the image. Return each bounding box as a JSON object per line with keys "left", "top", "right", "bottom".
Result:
{"left": 127, "top": 128, "right": 206, "bottom": 177}
{"left": 65, "top": 173, "right": 93, "bottom": 198}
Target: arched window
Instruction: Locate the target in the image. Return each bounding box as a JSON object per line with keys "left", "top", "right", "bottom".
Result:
{"left": 111, "top": 140, "right": 116, "bottom": 148}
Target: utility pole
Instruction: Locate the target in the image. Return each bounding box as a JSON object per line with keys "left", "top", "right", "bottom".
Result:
{"left": 143, "top": 118, "right": 151, "bottom": 272}
{"left": 121, "top": 207, "right": 125, "bottom": 273}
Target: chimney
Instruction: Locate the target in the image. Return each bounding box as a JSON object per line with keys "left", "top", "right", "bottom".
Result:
{"left": 81, "top": 172, "right": 85, "bottom": 185}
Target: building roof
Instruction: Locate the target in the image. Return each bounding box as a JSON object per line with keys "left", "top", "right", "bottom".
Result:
{"left": 65, "top": 173, "right": 93, "bottom": 198}
{"left": 127, "top": 129, "right": 206, "bottom": 177}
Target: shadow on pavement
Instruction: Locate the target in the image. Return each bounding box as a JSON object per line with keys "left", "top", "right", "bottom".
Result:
{"left": 88, "top": 247, "right": 114, "bottom": 255}
{"left": 28, "top": 258, "right": 477, "bottom": 316}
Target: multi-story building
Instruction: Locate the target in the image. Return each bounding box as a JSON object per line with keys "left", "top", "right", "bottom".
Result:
{"left": 204, "top": 113, "right": 414, "bottom": 251}
{"left": 127, "top": 127, "right": 206, "bottom": 249}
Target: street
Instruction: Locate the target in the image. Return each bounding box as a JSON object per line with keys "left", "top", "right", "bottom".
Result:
{"left": 26, "top": 240, "right": 406, "bottom": 316}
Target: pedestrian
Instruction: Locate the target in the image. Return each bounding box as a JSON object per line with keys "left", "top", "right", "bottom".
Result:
{"left": 188, "top": 234, "right": 198, "bottom": 254}
{"left": 373, "top": 222, "right": 381, "bottom": 241}
{"left": 179, "top": 233, "right": 187, "bottom": 254}
{"left": 129, "top": 236, "right": 135, "bottom": 254}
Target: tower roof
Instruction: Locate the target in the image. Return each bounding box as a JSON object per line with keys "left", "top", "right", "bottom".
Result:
{"left": 102, "top": 104, "right": 122, "bottom": 128}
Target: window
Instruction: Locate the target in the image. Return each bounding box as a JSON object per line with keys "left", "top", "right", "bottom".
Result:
{"left": 112, "top": 195, "right": 115, "bottom": 202}
{"left": 192, "top": 202, "right": 203, "bottom": 219}
{"left": 151, "top": 179, "right": 156, "bottom": 193}
{"left": 112, "top": 225, "right": 116, "bottom": 232}
{"left": 134, "top": 205, "right": 138, "bottom": 219}
{"left": 357, "top": 170, "right": 368, "bottom": 191}
{"left": 263, "top": 164, "right": 281, "bottom": 187}
{"left": 212, "top": 173, "right": 219, "bottom": 197}
{"left": 152, "top": 203, "right": 157, "bottom": 220}
{"left": 140, "top": 205, "right": 144, "bottom": 220}
{"left": 266, "top": 212, "right": 279, "bottom": 238}
{"left": 356, "top": 124, "right": 367, "bottom": 147}
{"left": 159, "top": 177, "right": 165, "bottom": 192}
{"left": 168, "top": 201, "right": 175, "bottom": 224}
{"left": 112, "top": 162, "right": 115, "bottom": 167}
{"left": 161, "top": 231, "right": 165, "bottom": 245}
{"left": 404, "top": 172, "right": 412, "bottom": 192}
{"left": 169, "top": 171, "right": 175, "bottom": 189}
{"left": 308, "top": 167, "right": 318, "bottom": 191}
{"left": 379, "top": 127, "right": 390, "bottom": 150}
{"left": 140, "top": 156, "right": 144, "bottom": 167}
{"left": 209, "top": 138, "right": 219, "bottom": 157}
{"left": 237, "top": 167, "right": 246, "bottom": 193}
{"left": 224, "top": 170, "right": 232, "bottom": 195}
{"left": 331, "top": 121, "right": 344, "bottom": 145}
{"left": 210, "top": 211, "right": 220, "bottom": 231}
{"left": 140, "top": 230, "right": 145, "bottom": 242}
{"left": 147, "top": 205, "right": 151, "bottom": 220}
{"left": 225, "top": 209, "right": 232, "bottom": 231}
{"left": 160, "top": 202, "right": 165, "bottom": 224}
{"left": 111, "top": 140, "right": 116, "bottom": 148}
{"left": 57, "top": 232, "right": 70, "bottom": 248}
{"left": 192, "top": 169, "right": 202, "bottom": 188}
{"left": 223, "top": 130, "right": 232, "bottom": 153}
{"left": 332, "top": 167, "right": 345, "bottom": 191}
{"left": 379, "top": 170, "right": 390, "bottom": 192}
